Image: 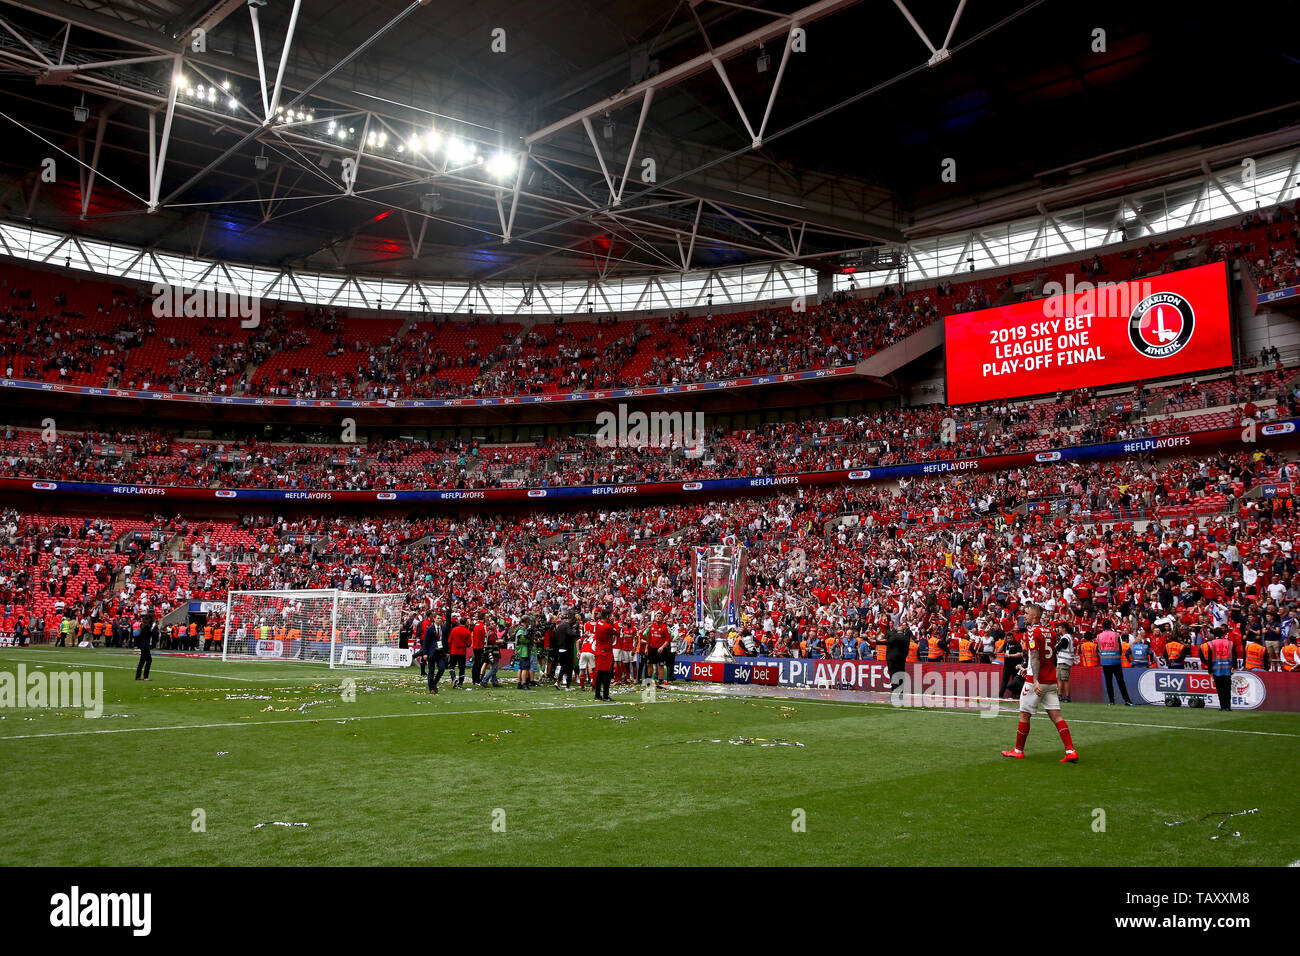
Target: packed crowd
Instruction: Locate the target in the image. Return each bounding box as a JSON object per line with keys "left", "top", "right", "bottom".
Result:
{"left": 4, "top": 442, "right": 1300, "bottom": 676}
{"left": 1, "top": 362, "right": 1292, "bottom": 492}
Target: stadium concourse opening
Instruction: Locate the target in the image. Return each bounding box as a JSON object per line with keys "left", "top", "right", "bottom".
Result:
{"left": 0, "top": 0, "right": 1297, "bottom": 912}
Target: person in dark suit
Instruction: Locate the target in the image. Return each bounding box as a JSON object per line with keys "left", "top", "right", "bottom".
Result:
{"left": 553, "top": 611, "right": 578, "bottom": 689}
{"left": 426, "top": 602, "right": 449, "bottom": 694}
{"left": 999, "top": 634, "right": 1024, "bottom": 699}
{"left": 885, "top": 623, "right": 912, "bottom": 698}
{"left": 135, "top": 616, "right": 153, "bottom": 680}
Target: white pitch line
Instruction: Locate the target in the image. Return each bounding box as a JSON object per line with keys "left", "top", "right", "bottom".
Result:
{"left": 0, "top": 698, "right": 665, "bottom": 741}
{"left": 678, "top": 686, "right": 1300, "bottom": 739}
{"left": 0, "top": 655, "right": 365, "bottom": 683}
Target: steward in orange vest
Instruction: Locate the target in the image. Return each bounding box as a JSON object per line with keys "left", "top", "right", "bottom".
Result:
{"left": 1244, "top": 639, "right": 1269, "bottom": 671}
{"left": 1080, "top": 639, "right": 1100, "bottom": 667}
{"left": 1165, "top": 640, "right": 1187, "bottom": 668}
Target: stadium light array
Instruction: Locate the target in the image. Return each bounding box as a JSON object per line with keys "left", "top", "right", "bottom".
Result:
{"left": 444, "top": 136, "right": 471, "bottom": 165}
{"left": 485, "top": 152, "right": 517, "bottom": 180}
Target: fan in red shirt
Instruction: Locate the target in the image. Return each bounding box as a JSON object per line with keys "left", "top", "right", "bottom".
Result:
{"left": 592, "top": 610, "right": 616, "bottom": 701}
{"left": 470, "top": 614, "right": 488, "bottom": 685}
{"left": 1002, "top": 603, "right": 1078, "bottom": 763}
{"left": 447, "top": 613, "right": 472, "bottom": 688}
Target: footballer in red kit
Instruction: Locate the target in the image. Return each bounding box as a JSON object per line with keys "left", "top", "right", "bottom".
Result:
{"left": 613, "top": 619, "right": 633, "bottom": 684}
{"left": 647, "top": 612, "right": 673, "bottom": 685}
{"left": 578, "top": 626, "right": 597, "bottom": 689}
{"left": 1003, "top": 603, "right": 1079, "bottom": 763}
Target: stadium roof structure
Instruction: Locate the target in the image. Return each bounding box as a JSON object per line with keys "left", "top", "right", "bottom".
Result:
{"left": 0, "top": 0, "right": 1297, "bottom": 286}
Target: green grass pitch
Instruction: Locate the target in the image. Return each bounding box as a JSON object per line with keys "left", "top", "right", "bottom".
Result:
{"left": 1, "top": 648, "right": 1298, "bottom": 866}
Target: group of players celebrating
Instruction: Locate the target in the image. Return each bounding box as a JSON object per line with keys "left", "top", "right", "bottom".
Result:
{"left": 408, "top": 602, "right": 678, "bottom": 700}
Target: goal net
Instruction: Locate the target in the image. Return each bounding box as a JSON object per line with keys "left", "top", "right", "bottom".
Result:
{"left": 221, "top": 589, "right": 409, "bottom": 668}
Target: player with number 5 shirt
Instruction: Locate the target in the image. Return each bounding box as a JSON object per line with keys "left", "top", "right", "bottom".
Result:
{"left": 1002, "top": 603, "right": 1079, "bottom": 763}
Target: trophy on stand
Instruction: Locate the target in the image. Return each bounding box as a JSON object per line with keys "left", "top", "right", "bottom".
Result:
{"left": 695, "top": 544, "right": 748, "bottom": 662}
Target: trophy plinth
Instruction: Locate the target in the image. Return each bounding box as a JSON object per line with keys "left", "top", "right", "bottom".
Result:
{"left": 703, "top": 630, "right": 735, "bottom": 662}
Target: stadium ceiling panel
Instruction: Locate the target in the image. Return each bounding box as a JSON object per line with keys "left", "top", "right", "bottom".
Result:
{"left": 0, "top": 0, "right": 1297, "bottom": 285}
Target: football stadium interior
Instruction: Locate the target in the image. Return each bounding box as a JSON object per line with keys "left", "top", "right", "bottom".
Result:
{"left": 1, "top": 0, "right": 1300, "bottom": 874}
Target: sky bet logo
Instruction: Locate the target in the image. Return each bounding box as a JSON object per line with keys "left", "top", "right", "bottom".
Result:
{"left": 50, "top": 886, "right": 151, "bottom": 936}
{"left": 1262, "top": 422, "right": 1296, "bottom": 436}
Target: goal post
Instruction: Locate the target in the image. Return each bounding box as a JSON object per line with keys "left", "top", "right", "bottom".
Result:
{"left": 221, "top": 589, "right": 409, "bottom": 668}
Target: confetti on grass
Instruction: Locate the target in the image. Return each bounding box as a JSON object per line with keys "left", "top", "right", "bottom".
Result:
{"left": 1164, "top": 808, "right": 1259, "bottom": 839}
{"left": 645, "top": 736, "right": 804, "bottom": 749}
{"left": 470, "top": 730, "right": 514, "bottom": 743}
{"left": 253, "top": 822, "right": 309, "bottom": 829}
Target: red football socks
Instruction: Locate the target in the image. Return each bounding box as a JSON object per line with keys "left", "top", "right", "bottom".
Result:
{"left": 1015, "top": 716, "right": 1030, "bottom": 752}
{"left": 1055, "top": 719, "right": 1074, "bottom": 751}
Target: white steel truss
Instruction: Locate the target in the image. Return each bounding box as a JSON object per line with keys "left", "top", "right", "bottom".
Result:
{"left": 0, "top": 145, "right": 1295, "bottom": 317}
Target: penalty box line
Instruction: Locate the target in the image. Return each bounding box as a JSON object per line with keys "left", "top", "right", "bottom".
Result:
{"left": 0, "top": 697, "right": 682, "bottom": 741}
{"left": 677, "top": 684, "right": 1300, "bottom": 739}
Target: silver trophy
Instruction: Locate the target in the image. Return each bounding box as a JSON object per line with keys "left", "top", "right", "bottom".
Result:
{"left": 698, "top": 545, "right": 747, "bottom": 662}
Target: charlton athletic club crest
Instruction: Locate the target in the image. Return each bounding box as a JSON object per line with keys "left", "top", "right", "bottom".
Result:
{"left": 1129, "top": 290, "right": 1195, "bottom": 358}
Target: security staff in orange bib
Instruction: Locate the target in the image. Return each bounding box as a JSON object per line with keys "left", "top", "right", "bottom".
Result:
{"left": 1244, "top": 636, "right": 1269, "bottom": 671}
{"left": 927, "top": 634, "right": 945, "bottom": 662}
{"left": 1079, "top": 636, "right": 1100, "bottom": 667}
{"left": 1164, "top": 632, "right": 1188, "bottom": 668}
{"left": 1281, "top": 639, "right": 1300, "bottom": 672}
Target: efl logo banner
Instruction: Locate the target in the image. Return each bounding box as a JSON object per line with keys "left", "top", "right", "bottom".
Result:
{"left": 1137, "top": 668, "right": 1266, "bottom": 710}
